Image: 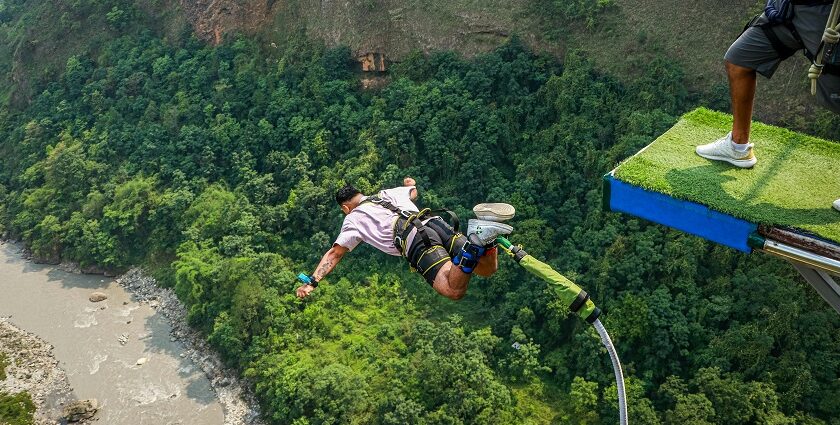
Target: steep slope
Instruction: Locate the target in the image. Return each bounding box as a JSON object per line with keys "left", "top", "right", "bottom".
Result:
{"left": 5, "top": 0, "right": 833, "bottom": 128}
{"left": 183, "top": 0, "right": 823, "bottom": 124}
{"left": 0, "top": 0, "right": 187, "bottom": 107}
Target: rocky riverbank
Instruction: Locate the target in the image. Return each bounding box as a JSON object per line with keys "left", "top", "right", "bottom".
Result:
{"left": 114, "top": 268, "right": 265, "bottom": 425}
{"left": 2, "top": 239, "right": 262, "bottom": 425}
{"left": 0, "top": 317, "right": 76, "bottom": 424}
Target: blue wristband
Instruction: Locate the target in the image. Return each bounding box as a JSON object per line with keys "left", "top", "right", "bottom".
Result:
{"left": 297, "top": 273, "right": 318, "bottom": 287}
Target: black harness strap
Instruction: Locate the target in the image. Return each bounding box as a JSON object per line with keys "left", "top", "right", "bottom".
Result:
{"left": 760, "top": 22, "right": 802, "bottom": 60}
{"left": 431, "top": 209, "right": 461, "bottom": 234}
{"left": 361, "top": 196, "right": 433, "bottom": 255}
{"left": 424, "top": 218, "right": 458, "bottom": 255}
{"left": 360, "top": 196, "right": 465, "bottom": 277}
{"left": 754, "top": 1, "right": 836, "bottom": 62}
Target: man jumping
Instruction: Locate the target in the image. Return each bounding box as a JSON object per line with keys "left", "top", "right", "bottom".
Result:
{"left": 295, "top": 178, "right": 516, "bottom": 300}
{"left": 694, "top": 0, "right": 840, "bottom": 211}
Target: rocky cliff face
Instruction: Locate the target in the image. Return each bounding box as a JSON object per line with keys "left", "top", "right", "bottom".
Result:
{"left": 1, "top": 0, "right": 831, "bottom": 125}
{"left": 179, "top": 0, "right": 277, "bottom": 45}
{"left": 172, "top": 0, "right": 833, "bottom": 125}
{"left": 177, "top": 0, "right": 521, "bottom": 58}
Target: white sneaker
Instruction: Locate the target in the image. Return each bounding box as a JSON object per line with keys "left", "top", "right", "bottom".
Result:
{"left": 695, "top": 132, "right": 757, "bottom": 168}
{"left": 467, "top": 219, "right": 513, "bottom": 246}
{"left": 473, "top": 203, "right": 515, "bottom": 222}
{"left": 834, "top": 199, "right": 840, "bottom": 212}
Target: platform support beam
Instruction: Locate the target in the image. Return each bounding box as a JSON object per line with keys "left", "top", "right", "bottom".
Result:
{"left": 792, "top": 264, "right": 840, "bottom": 315}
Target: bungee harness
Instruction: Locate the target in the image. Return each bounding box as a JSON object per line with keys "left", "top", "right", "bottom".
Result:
{"left": 362, "top": 195, "right": 436, "bottom": 255}
{"left": 360, "top": 196, "right": 467, "bottom": 279}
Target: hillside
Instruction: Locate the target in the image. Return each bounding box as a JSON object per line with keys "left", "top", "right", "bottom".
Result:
{"left": 2, "top": 0, "right": 837, "bottom": 129}
{"left": 1, "top": 1, "right": 840, "bottom": 425}
{"left": 0, "top": 0, "right": 187, "bottom": 106}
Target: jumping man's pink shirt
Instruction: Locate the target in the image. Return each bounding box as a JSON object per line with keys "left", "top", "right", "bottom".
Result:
{"left": 334, "top": 186, "right": 418, "bottom": 256}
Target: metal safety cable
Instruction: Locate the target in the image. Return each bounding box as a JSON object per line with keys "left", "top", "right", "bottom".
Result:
{"left": 593, "top": 319, "right": 628, "bottom": 425}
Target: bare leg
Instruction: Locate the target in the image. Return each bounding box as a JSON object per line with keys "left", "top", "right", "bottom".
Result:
{"left": 431, "top": 248, "right": 499, "bottom": 300}
{"left": 432, "top": 262, "right": 471, "bottom": 300}
{"left": 726, "top": 60, "right": 757, "bottom": 144}
{"left": 474, "top": 247, "right": 498, "bottom": 277}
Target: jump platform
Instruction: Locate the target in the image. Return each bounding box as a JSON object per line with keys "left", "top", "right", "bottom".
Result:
{"left": 605, "top": 108, "right": 840, "bottom": 313}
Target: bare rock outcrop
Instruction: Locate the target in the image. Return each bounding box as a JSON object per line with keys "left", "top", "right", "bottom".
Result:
{"left": 0, "top": 318, "right": 74, "bottom": 424}
{"left": 61, "top": 399, "right": 98, "bottom": 423}
{"left": 180, "top": 0, "right": 275, "bottom": 44}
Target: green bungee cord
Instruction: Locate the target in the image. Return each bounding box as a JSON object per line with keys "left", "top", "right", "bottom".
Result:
{"left": 496, "top": 236, "right": 628, "bottom": 425}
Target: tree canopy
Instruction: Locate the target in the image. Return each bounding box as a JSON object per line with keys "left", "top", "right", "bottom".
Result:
{"left": 0, "top": 23, "right": 839, "bottom": 425}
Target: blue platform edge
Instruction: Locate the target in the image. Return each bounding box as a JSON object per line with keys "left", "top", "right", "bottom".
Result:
{"left": 603, "top": 175, "right": 758, "bottom": 253}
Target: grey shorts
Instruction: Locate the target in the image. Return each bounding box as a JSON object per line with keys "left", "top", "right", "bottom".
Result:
{"left": 725, "top": 5, "right": 840, "bottom": 114}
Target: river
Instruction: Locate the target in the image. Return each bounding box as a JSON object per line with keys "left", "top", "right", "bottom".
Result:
{"left": 0, "top": 241, "right": 224, "bottom": 424}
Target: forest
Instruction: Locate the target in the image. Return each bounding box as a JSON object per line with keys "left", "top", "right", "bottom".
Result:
{"left": 1, "top": 0, "right": 840, "bottom": 423}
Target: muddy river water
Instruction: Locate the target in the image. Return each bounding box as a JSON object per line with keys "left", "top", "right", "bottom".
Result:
{"left": 0, "top": 242, "right": 223, "bottom": 424}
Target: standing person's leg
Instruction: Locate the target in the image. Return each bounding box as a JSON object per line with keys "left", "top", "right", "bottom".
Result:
{"left": 826, "top": 73, "right": 840, "bottom": 212}
{"left": 812, "top": 64, "right": 840, "bottom": 212}
{"left": 817, "top": 73, "right": 840, "bottom": 212}
{"left": 727, "top": 61, "right": 758, "bottom": 144}
{"left": 696, "top": 16, "right": 798, "bottom": 167}
{"left": 814, "top": 72, "right": 840, "bottom": 114}
{"left": 822, "top": 76, "right": 840, "bottom": 212}
{"left": 792, "top": 4, "right": 840, "bottom": 115}
{"left": 723, "top": 21, "right": 790, "bottom": 135}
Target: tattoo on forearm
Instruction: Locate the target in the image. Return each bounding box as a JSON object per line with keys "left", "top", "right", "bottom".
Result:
{"left": 315, "top": 260, "right": 333, "bottom": 280}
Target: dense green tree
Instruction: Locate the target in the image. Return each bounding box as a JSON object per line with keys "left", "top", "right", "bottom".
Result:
{"left": 0, "top": 20, "right": 837, "bottom": 425}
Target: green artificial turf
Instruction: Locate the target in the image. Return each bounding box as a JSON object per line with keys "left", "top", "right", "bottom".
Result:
{"left": 613, "top": 108, "right": 840, "bottom": 244}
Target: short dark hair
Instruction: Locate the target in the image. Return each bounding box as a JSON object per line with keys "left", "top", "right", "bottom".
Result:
{"left": 335, "top": 184, "right": 361, "bottom": 205}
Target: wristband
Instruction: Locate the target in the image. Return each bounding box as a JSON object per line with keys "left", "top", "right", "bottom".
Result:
{"left": 297, "top": 273, "right": 319, "bottom": 287}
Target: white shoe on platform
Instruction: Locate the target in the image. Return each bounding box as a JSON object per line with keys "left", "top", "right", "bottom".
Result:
{"left": 696, "top": 132, "right": 757, "bottom": 168}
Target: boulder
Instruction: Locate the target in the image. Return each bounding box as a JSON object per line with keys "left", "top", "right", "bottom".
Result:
{"left": 136, "top": 357, "right": 147, "bottom": 365}
{"left": 81, "top": 264, "right": 106, "bottom": 275}
{"left": 62, "top": 399, "right": 98, "bottom": 422}
{"left": 88, "top": 292, "right": 108, "bottom": 303}
{"left": 32, "top": 253, "right": 61, "bottom": 265}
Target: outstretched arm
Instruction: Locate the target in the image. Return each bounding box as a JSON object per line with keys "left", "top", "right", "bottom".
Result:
{"left": 313, "top": 244, "right": 348, "bottom": 281}
{"left": 296, "top": 244, "right": 349, "bottom": 298}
